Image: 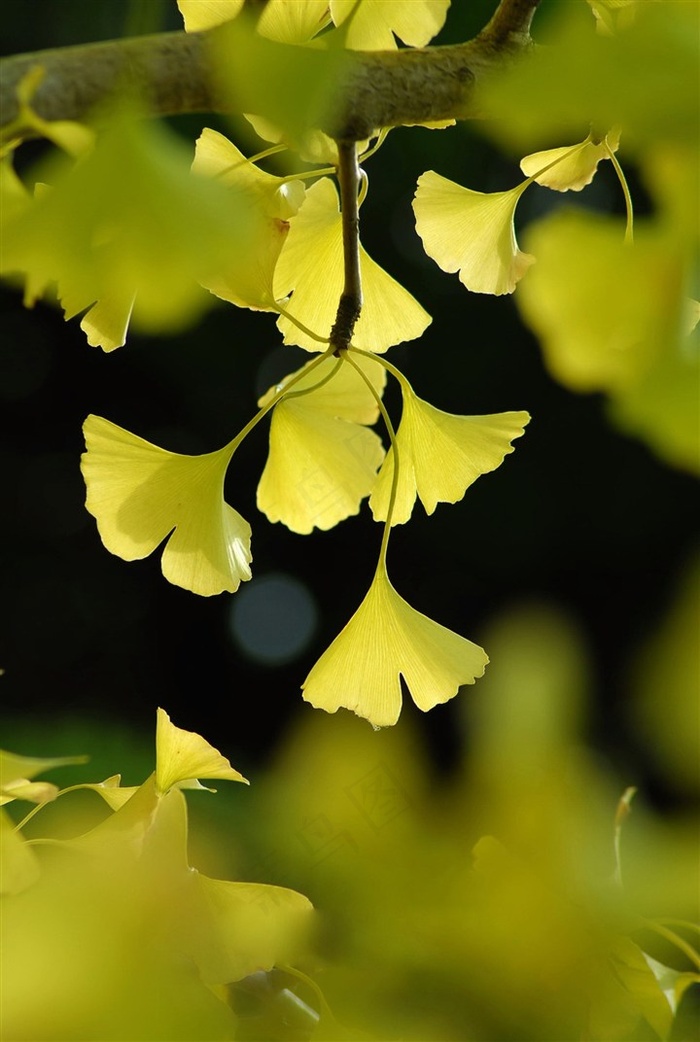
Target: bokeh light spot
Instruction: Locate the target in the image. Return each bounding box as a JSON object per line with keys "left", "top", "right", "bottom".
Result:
{"left": 227, "top": 572, "right": 318, "bottom": 666}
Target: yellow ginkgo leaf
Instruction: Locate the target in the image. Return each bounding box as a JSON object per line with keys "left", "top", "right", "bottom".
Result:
{"left": 414, "top": 171, "right": 535, "bottom": 295}
{"left": 0, "top": 750, "right": 87, "bottom": 790}
{"left": 155, "top": 708, "right": 248, "bottom": 794}
{"left": 302, "top": 563, "right": 488, "bottom": 727}
{"left": 60, "top": 281, "right": 136, "bottom": 353}
{"left": 0, "top": 780, "right": 59, "bottom": 807}
{"left": 370, "top": 387, "right": 530, "bottom": 525}
{"left": 13, "top": 67, "right": 95, "bottom": 158}
{"left": 0, "top": 808, "right": 39, "bottom": 895}
{"left": 188, "top": 874, "right": 314, "bottom": 984}
{"left": 178, "top": 0, "right": 244, "bottom": 31}
{"left": 257, "top": 0, "right": 330, "bottom": 42}
{"left": 1, "top": 110, "right": 254, "bottom": 350}
{"left": 516, "top": 210, "right": 685, "bottom": 393}
{"left": 192, "top": 128, "right": 305, "bottom": 310}
{"left": 257, "top": 354, "right": 386, "bottom": 533}
{"left": 81, "top": 415, "right": 252, "bottom": 597}
{"left": 520, "top": 129, "right": 621, "bottom": 192}
{"left": 275, "top": 177, "right": 431, "bottom": 350}
{"left": 517, "top": 209, "right": 698, "bottom": 473}
{"left": 330, "top": 0, "right": 450, "bottom": 50}
{"left": 72, "top": 776, "right": 140, "bottom": 811}
{"left": 587, "top": 0, "right": 637, "bottom": 35}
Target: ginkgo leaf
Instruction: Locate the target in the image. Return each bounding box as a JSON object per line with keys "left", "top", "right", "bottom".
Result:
{"left": 480, "top": 2, "right": 698, "bottom": 154}
{"left": 81, "top": 415, "right": 252, "bottom": 597}
{"left": 414, "top": 171, "right": 535, "bottom": 295}
{"left": 517, "top": 209, "right": 698, "bottom": 473}
{"left": 516, "top": 210, "right": 685, "bottom": 393}
{"left": 188, "top": 874, "right": 314, "bottom": 984}
{"left": 155, "top": 708, "right": 248, "bottom": 794}
{"left": 1, "top": 110, "right": 254, "bottom": 349}
{"left": 587, "top": 0, "right": 637, "bottom": 36}
{"left": 192, "top": 128, "right": 305, "bottom": 310}
{"left": 275, "top": 177, "right": 431, "bottom": 350}
{"left": 72, "top": 776, "right": 139, "bottom": 811}
{"left": 257, "top": 0, "right": 330, "bottom": 43}
{"left": 178, "top": 0, "right": 244, "bottom": 31}
{"left": 302, "top": 563, "right": 488, "bottom": 727}
{"left": 370, "top": 388, "right": 530, "bottom": 525}
{"left": 193, "top": 128, "right": 305, "bottom": 220}
{"left": 209, "top": 15, "right": 351, "bottom": 154}
{"left": 330, "top": 0, "right": 450, "bottom": 50}
{"left": 13, "top": 67, "right": 95, "bottom": 157}
{"left": 257, "top": 354, "right": 386, "bottom": 533}
{"left": 520, "top": 129, "right": 621, "bottom": 192}
{"left": 0, "top": 780, "right": 59, "bottom": 806}
{"left": 0, "top": 808, "right": 39, "bottom": 895}
{"left": 0, "top": 750, "right": 87, "bottom": 789}
{"left": 60, "top": 281, "right": 136, "bottom": 353}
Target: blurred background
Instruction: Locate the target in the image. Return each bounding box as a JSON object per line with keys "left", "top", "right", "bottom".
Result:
{"left": 1, "top": 0, "right": 697, "bottom": 807}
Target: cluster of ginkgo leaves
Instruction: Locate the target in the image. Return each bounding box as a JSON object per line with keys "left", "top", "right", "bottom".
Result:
{"left": 1, "top": 0, "right": 697, "bottom": 728}
{"left": 1, "top": 710, "right": 313, "bottom": 1041}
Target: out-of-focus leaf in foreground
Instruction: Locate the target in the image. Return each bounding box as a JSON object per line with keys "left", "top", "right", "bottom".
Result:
{"left": 516, "top": 210, "right": 699, "bottom": 475}
{"left": 245, "top": 603, "right": 698, "bottom": 1040}
{"left": 479, "top": 2, "right": 700, "bottom": 154}
{"left": 1, "top": 712, "right": 313, "bottom": 1041}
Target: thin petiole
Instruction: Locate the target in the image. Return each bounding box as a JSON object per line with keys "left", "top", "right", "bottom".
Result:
{"left": 343, "top": 351, "right": 399, "bottom": 572}
{"left": 274, "top": 304, "right": 330, "bottom": 345}
{"left": 282, "top": 357, "right": 343, "bottom": 399}
{"left": 605, "top": 141, "right": 634, "bottom": 243}
{"left": 225, "top": 347, "right": 336, "bottom": 457}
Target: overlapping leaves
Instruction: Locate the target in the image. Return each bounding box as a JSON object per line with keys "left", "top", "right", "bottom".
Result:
{"left": 2, "top": 711, "right": 312, "bottom": 1040}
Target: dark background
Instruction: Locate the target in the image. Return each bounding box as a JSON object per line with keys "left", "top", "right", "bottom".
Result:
{"left": 1, "top": 0, "right": 697, "bottom": 798}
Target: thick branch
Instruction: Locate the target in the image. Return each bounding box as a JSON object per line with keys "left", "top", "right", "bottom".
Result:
{"left": 1, "top": 0, "right": 539, "bottom": 139}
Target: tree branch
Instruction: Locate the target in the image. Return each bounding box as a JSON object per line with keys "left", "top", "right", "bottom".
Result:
{"left": 0, "top": 0, "right": 540, "bottom": 140}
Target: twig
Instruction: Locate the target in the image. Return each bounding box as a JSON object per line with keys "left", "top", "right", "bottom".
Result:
{"left": 329, "top": 140, "right": 362, "bottom": 352}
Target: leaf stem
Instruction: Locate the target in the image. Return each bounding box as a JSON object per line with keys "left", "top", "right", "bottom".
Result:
{"left": 350, "top": 345, "right": 412, "bottom": 393}
{"left": 344, "top": 351, "right": 399, "bottom": 573}
{"left": 225, "top": 346, "right": 335, "bottom": 457}
{"left": 329, "top": 139, "right": 362, "bottom": 351}
{"left": 605, "top": 139, "right": 634, "bottom": 243}
{"left": 273, "top": 303, "right": 330, "bottom": 344}
{"left": 642, "top": 920, "right": 700, "bottom": 971}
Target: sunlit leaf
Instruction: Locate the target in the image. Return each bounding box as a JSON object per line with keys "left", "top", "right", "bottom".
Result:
{"left": 275, "top": 177, "right": 431, "bottom": 350}
{"left": 0, "top": 780, "right": 59, "bottom": 806}
{"left": 155, "top": 708, "right": 248, "bottom": 794}
{"left": 189, "top": 874, "right": 314, "bottom": 983}
{"left": 370, "top": 381, "right": 529, "bottom": 525}
{"left": 192, "top": 127, "right": 305, "bottom": 310}
{"left": 520, "top": 128, "right": 621, "bottom": 192}
{"left": 1, "top": 109, "right": 254, "bottom": 349}
{"left": 0, "top": 808, "right": 39, "bottom": 895}
{"left": 480, "top": 2, "right": 700, "bottom": 154}
{"left": 210, "top": 15, "right": 351, "bottom": 151}
{"left": 414, "top": 171, "right": 534, "bottom": 295}
{"left": 517, "top": 208, "right": 698, "bottom": 472}
{"left": 257, "top": 354, "right": 386, "bottom": 533}
{"left": 303, "top": 562, "right": 488, "bottom": 727}
{"left": 258, "top": 0, "right": 330, "bottom": 43}
{"left": 178, "top": 0, "right": 244, "bottom": 32}
{"left": 81, "top": 415, "right": 252, "bottom": 596}
{"left": 0, "top": 751, "right": 87, "bottom": 789}
{"left": 329, "top": 0, "right": 450, "bottom": 50}
{"left": 607, "top": 937, "right": 674, "bottom": 1040}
